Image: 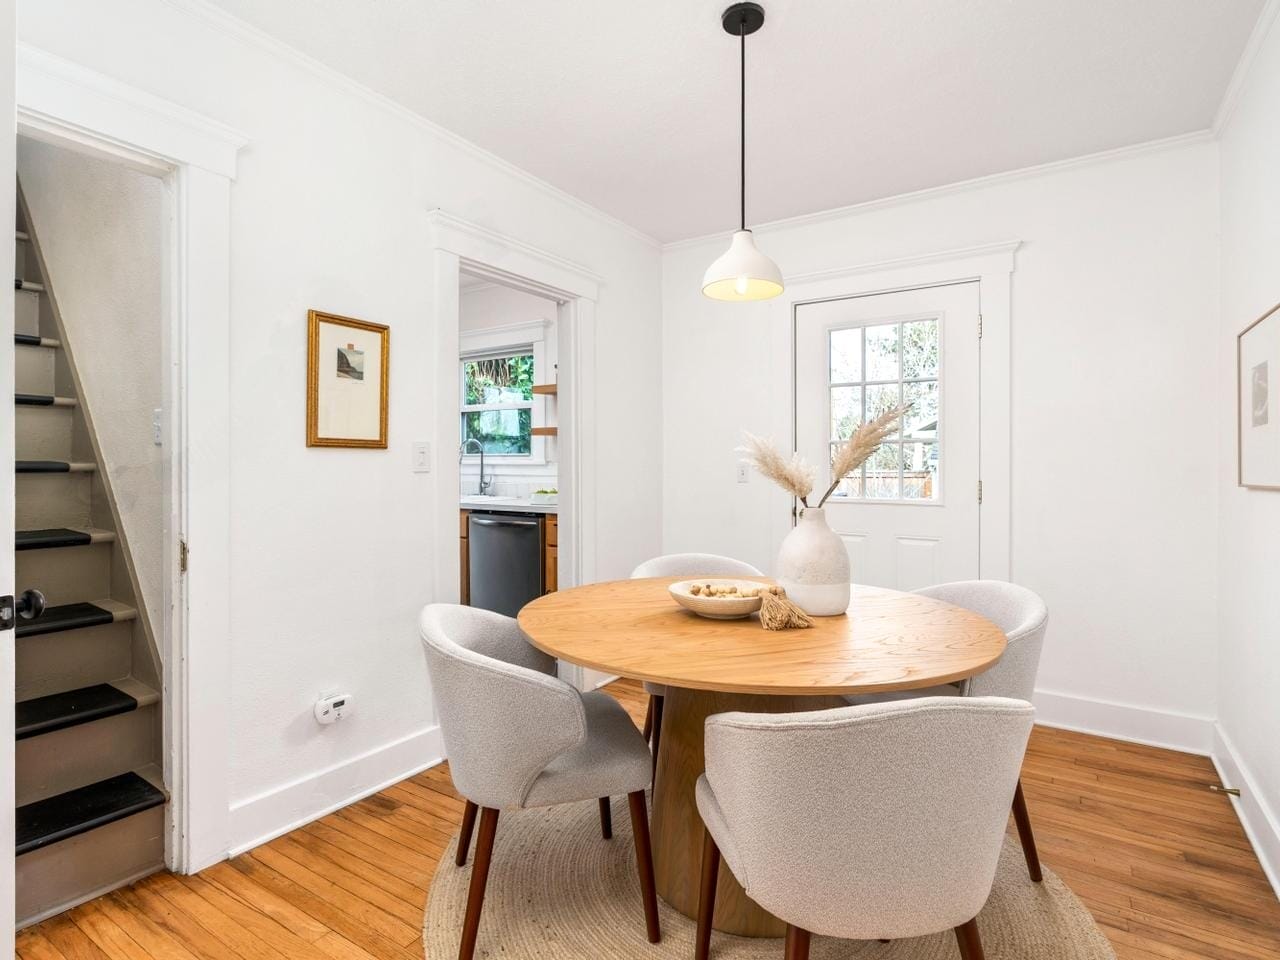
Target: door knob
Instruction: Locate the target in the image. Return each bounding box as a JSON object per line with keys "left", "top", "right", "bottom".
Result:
{"left": 17, "top": 589, "right": 46, "bottom": 621}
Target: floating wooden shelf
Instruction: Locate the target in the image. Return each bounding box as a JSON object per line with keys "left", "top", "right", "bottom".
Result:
{"left": 531, "top": 427, "right": 558, "bottom": 437}
{"left": 532, "top": 384, "right": 558, "bottom": 395}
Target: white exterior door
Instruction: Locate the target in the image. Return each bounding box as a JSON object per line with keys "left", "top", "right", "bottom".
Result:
{"left": 794, "top": 282, "right": 982, "bottom": 590}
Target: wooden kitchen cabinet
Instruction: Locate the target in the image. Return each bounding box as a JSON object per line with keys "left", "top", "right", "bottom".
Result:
{"left": 545, "top": 515, "right": 558, "bottom": 593}
{"left": 459, "top": 509, "right": 470, "bottom": 604}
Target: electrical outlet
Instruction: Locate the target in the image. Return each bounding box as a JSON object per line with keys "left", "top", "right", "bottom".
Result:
{"left": 736, "top": 464, "right": 749, "bottom": 484}
{"left": 152, "top": 409, "right": 163, "bottom": 446}
{"left": 413, "top": 441, "right": 431, "bottom": 473}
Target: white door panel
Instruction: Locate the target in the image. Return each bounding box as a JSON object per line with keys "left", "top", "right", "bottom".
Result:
{"left": 795, "top": 282, "right": 981, "bottom": 589}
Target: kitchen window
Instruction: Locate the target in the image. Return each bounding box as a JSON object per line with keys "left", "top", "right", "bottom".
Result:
{"left": 460, "top": 349, "right": 535, "bottom": 455}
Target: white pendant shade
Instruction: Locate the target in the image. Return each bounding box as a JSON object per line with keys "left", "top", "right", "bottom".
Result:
{"left": 701, "top": 230, "right": 784, "bottom": 302}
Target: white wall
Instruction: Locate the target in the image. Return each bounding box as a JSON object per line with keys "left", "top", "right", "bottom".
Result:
{"left": 1216, "top": 9, "right": 1280, "bottom": 887}
{"left": 662, "top": 141, "right": 1221, "bottom": 740}
{"left": 17, "top": 138, "right": 166, "bottom": 645}
{"left": 18, "top": 0, "right": 663, "bottom": 853}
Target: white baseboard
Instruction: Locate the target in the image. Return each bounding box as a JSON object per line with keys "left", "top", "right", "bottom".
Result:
{"left": 226, "top": 724, "right": 446, "bottom": 858}
{"left": 1031, "top": 687, "right": 1216, "bottom": 756}
{"left": 1211, "top": 723, "right": 1280, "bottom": 899}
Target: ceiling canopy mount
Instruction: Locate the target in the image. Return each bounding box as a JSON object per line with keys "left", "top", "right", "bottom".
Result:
{"left": 721, "top": 2, "right": 765, "bottom": 37}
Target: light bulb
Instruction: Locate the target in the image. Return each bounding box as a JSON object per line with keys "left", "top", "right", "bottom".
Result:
{"left": 735, "top": 276, "right": 750, "bottom": 295}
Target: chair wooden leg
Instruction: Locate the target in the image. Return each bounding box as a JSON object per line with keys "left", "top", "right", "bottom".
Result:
{"left": 642, "top": 696, "right": 654, "bottom": 741}
{"left": 1011, "top": 779, "right": 1043, "bottom": 882}
{"left": 458, "top": 807, "right": 499, "bottom": 960}
{"left": 455, "top": 799, "right": 478, "bottom": 867}
{"left": 598, "top": 797, "right": 613, "bottom": 839}
{"left": 627, "top": 790, "right": 662, "bottom": 943}
{"left": 954, "top": 918, "right": 985, "bottom": 960}
{"left": 695, "top": 828, "right": 720, "bottom": 960}
{"left": 784, "top": 925, "right": 811, "bottom": 960}
{"left": 650, "top": 695, "right": 665, "bottom": 785}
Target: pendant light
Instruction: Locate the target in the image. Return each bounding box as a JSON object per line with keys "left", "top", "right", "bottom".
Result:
{"left": 702, "top": 2, "right": 784, "bottom": 302}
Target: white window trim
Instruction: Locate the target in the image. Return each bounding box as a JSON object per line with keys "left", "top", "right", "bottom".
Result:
{"left": 460, "top": 319, "right": 551, "bottom": 466}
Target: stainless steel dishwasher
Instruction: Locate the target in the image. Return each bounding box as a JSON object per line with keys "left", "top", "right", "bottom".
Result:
{"left": 467, "top": 512, "right": 544, "bottom": 617}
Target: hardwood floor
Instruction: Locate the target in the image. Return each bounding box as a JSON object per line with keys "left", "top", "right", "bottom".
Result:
{"left": 16, "top": 679, "right": 1280, "bottom": 959}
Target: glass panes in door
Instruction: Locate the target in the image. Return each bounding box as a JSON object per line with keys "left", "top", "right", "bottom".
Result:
{"left": 828, "top": 317, "right": 940, "bottom": 501}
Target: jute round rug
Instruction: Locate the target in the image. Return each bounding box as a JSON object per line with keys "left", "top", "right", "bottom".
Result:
{"left": 424, "top": 798, "right": 1116, "bottom": 959}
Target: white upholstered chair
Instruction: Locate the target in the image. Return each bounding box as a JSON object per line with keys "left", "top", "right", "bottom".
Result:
{"left": 844, "top": 580, "right": 1050, "bottom": 882}
{"left": 419, "top": 604, "right": 660, "bottom": 960}
{"left": 695, "top": 697, "right": 1035, "bottom": 960}
{"left": 629, "top": 553, "right": 763, "bottom": 777}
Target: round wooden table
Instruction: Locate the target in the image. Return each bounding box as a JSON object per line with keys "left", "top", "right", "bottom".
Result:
{"left": 517, "top": 577, "right": 1007, "bottom": 938}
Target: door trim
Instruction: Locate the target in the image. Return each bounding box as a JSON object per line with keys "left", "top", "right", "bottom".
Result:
{"left": 771, "top": 241, "right": 1019, "bottom": 581}
{"left": 16, "top": 44, "right": 248, "bottom": 875}
{"left": 427, "top": 211, "right": 599, "bottom": 687}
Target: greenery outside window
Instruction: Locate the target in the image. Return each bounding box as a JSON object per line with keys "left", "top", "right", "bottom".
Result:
{"left": 460, "top": 349, "right": 535, "bottom": 455}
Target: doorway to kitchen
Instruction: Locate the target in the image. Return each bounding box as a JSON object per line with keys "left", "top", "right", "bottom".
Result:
{"left": 457, "top": 273, "right": 561, "bottom": 617}
{"left": 428, "top": 212, "right": 601, "bottom": 689}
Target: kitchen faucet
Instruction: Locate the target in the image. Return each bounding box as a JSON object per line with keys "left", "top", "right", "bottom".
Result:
{"left": 460, "top": 438, "right": 493, "bottom": 495}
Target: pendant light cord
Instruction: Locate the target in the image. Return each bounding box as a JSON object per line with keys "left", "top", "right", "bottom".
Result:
{"left": 739, "top": 19, "right": 746, "bottom": 232}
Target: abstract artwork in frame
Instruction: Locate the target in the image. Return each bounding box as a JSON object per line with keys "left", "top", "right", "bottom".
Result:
{"left": 307, "top": 309, "right": 390, "bottom": 448}
{"left": 1238, "top": 302, "right": 1280, "bottom": 489}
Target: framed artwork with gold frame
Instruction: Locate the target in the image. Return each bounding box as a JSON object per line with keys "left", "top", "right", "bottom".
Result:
{"left": 1238, "top": 301, "right": 1280, "bottom": 489}
{"left": 306, "top": 309, "right": 390, "bottom": 448}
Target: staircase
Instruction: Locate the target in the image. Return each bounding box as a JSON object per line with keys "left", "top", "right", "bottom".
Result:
{"left": 14, "top": 195, "right": 166, "bottom": 926}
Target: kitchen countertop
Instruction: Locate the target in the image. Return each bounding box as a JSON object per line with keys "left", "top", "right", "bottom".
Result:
{"left": 459, "top": 496, "right": 558, "bottom": 515}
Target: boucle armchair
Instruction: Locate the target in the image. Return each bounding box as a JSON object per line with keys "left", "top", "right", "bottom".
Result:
{"left": 695, "top": 696, "right": 1035, "bottom": 960}
{"left": 843, "top": 580, "right": 1049, "bottom": 882}
{"left": 419, "top": 604, "right": 660, "bottom": 960}
{"left": 628, "top": 553, "right": 763, "bottom": 777}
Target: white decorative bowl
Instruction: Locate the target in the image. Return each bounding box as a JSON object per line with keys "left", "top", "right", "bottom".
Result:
{"left": 668, "top": 579, "right": 765, "bottom": 620}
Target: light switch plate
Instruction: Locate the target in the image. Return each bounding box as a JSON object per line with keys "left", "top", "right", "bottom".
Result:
{"left": 413, "top": 441, "right": 431, "bottom": 473}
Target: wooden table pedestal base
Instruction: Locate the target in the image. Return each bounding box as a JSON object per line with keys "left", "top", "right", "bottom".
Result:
{"left": 650, "top": 686, "right": 845, "bottom": 937}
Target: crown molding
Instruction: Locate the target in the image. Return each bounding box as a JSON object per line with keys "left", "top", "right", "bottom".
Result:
{"left": 664, "top": 129, "right": 1215, "bottom": 251}
{"left": 158, "top": 0, "right": 661, "bottom": 248}
{"left": 1213, "top": 0, "right": 1280, "bottom": 135}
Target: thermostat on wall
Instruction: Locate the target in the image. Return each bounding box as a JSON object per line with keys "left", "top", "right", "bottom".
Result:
{"left": 314, "top": 693, "right": 352, "bottom": 724}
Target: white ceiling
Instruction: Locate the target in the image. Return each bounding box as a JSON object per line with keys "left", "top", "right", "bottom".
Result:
{"left": 207, "top": 0, "right": 1264, "bottom": 242}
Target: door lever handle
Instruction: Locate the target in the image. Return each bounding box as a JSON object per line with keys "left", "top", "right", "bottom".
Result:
{"left": 17, "top": 589, "right": 46, "bottom": 621}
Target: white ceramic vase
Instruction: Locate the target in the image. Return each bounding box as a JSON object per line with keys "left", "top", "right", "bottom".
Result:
{"left": 776, "top": 507, "right": 851, "bottom": 616}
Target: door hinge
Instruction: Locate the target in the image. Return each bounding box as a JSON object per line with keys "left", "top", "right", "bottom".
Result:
{"left": 977, "top": 480, "right": 984, "bottom": 504}
{"left": 0, "top": 596, "right": 14, "bottom": 632}
{"left": 179, "top": 539, "right": 189, "bottom": 574}
{"left": 977, "top": 313, "right": 983, "bottom": 339}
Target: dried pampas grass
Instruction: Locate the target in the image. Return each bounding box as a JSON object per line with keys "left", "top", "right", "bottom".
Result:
{"left": 737, "top": 432, "right": 817, "bottom": 505}
{"left": 817, "top": 401, "right": 914, "bottom": 507}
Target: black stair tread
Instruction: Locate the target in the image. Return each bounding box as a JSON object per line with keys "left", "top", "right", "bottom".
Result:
{"left": 17, "top": 772, "right": 165, "bottom": 855}
{"left": 16, "top": 683, "right": 140, "bottom": 741}
{"left": 16, "top": 601, "right": 118, "bottom": 639}
{"left": 15, "top": 528, "right": 102, "bottom": 551}
{"left": 16, "top": 460, "right": 93, "bottom": 473}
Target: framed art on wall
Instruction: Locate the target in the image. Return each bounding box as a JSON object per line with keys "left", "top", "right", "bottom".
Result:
{"left": 1238, "top": 302, "right": 1280, "bottom": 489}
{"left": 307, "top": 309, "right": 390, "bottom": 448}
